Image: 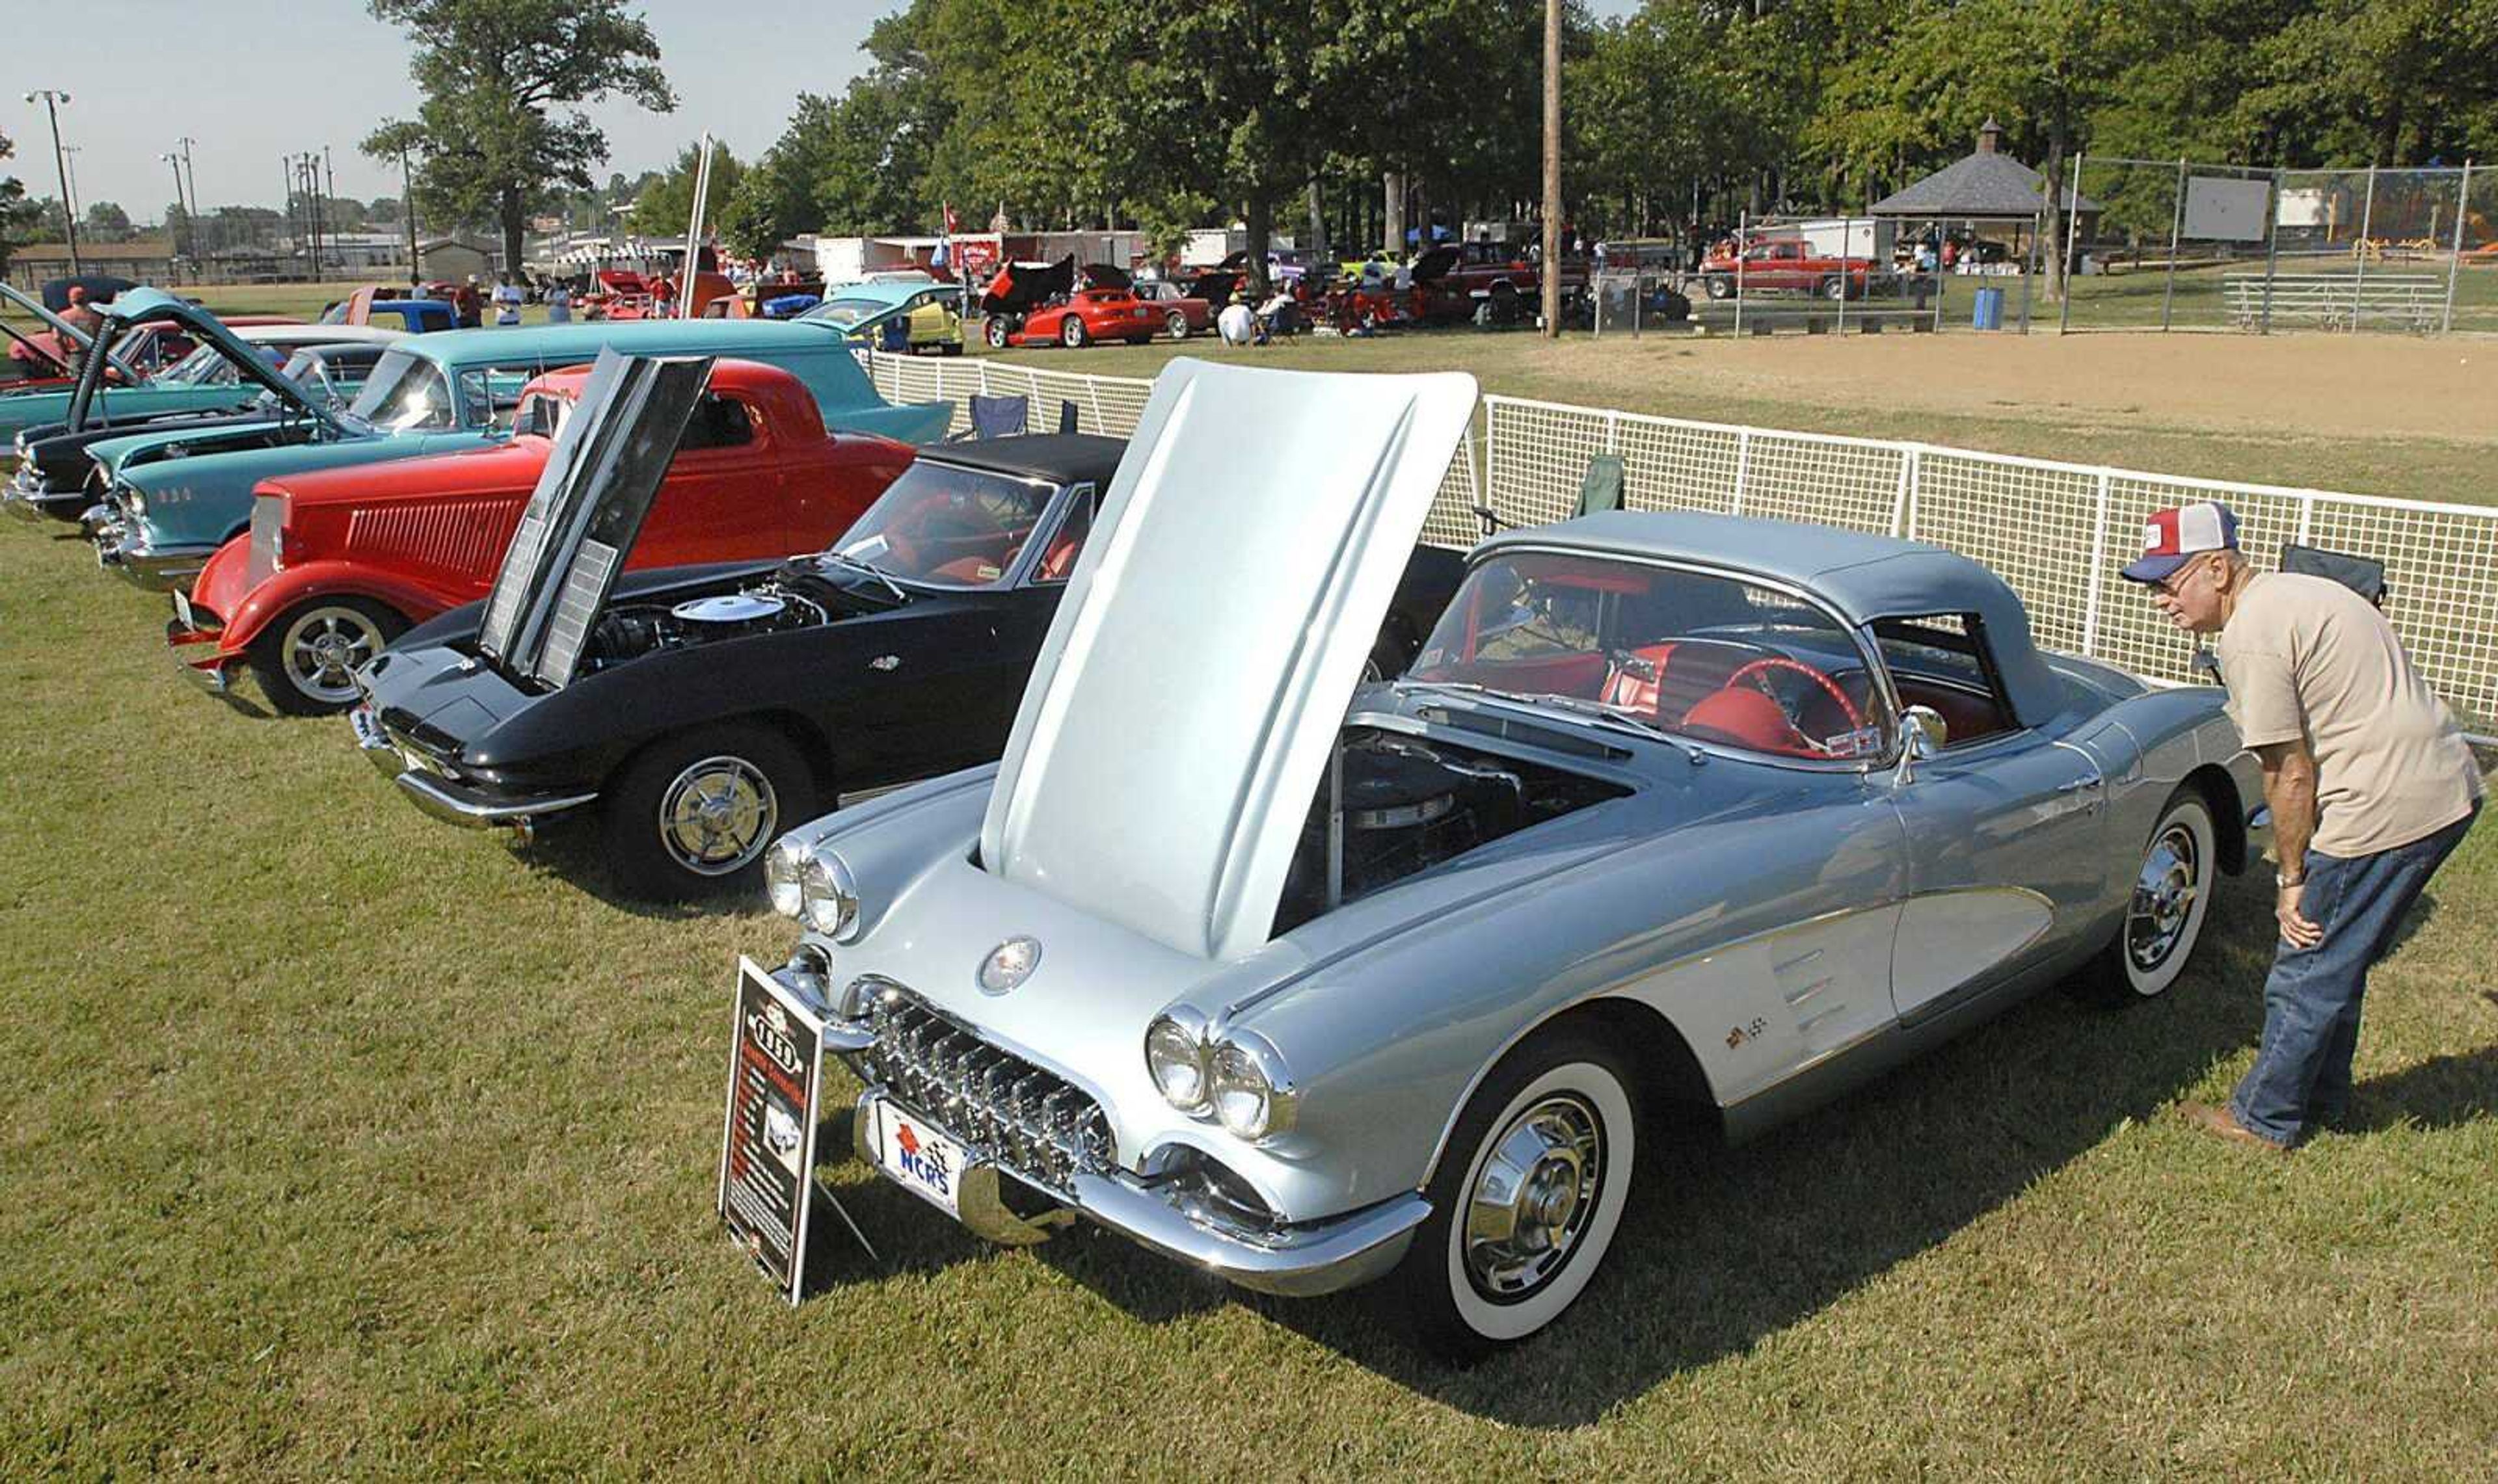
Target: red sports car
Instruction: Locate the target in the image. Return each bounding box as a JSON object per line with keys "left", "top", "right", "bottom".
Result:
{"left": 980, "top": 257, "right": 1163, "bottom": 349}
{"left": 165, "top": 358, "right": 916, "bottom": 713}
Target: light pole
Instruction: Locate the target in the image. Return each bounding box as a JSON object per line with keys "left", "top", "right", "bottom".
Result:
{"left": 398, "top": 146, "right": 420, "bottom": 286}
{"left": 175, "top": 137, "right": 202, "bottom": 271}
{"left": 163, "top": 152, "right": 187, "bottom": 278}
{"left": 24, "top": 90, "right": 79, "bottom": 274}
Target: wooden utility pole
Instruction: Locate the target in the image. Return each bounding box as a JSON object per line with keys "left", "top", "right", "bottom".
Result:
{"left": 1540, "top": 0, "right": 1561, "bottom": 336}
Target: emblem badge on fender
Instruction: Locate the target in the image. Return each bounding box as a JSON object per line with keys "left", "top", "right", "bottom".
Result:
{"left": 978, "top": 936, "right": 1041, "bottom": 995}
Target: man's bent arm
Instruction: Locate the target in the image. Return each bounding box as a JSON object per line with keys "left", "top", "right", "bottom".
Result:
{"left": 2255, "top": 739, "right": 2318, "bottom": 873}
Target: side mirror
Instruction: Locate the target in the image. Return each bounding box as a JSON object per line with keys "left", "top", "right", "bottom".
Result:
{"left": 1892, "top": 705, "right": 1946, "bottom": 785}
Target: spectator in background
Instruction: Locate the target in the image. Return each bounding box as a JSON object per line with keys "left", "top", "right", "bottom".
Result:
{"left": 1216, "top": 292, "right": 1257, "bottom": 347}
{"left": 59, "top": 285, "right": 104, "bottom": 341}
{"left": 491, "top": 274, "right": 524, "bottom": 326}
{"left": 544, "top": 282, "right": 571, "bottom": 324}
{"left": 452, "top": 276, "right": 483, "bottom": 328}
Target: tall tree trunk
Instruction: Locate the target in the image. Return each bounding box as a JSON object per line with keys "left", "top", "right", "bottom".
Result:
{"left": 500, "top": 189, "right": 526, "bottom": 282}
{"left": 1306, "top": 177, "right": 1326, "bottom": 259}
{"left": 1244, "top": 192, "right": 1273, "bottom": 296}
{"left": 1383, "top": 172, "right": 1405, "bottom": 258}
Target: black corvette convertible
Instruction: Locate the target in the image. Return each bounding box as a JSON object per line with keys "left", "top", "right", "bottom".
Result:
{"left": 352, "top": 351, "right": 1464, "bottom": 898}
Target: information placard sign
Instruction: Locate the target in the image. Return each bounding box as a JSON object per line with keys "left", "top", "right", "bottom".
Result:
{"left": 718, "top": 955, "right": 829, "bottom": 1305}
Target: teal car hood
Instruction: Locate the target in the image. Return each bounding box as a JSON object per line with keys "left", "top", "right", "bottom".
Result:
{"left": 116, "top": 429, "right": 485, "bottom": 548}
{"left": 88, "top": 417, "right": 295, "bottom": 479}
{"left": 1, "top": 384, "right": 261, "bottom": 445}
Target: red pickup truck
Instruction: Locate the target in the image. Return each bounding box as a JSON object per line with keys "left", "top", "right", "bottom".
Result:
{"left": 165, "top": 358, "right": 916, "bottom": 713}
{"left": 1697, "top": 239, "right": 1872, "bottom": 300}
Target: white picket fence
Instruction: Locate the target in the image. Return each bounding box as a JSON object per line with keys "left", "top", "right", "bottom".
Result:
{"left": 865, "top": 352, "right": 2498, "bottom": 737}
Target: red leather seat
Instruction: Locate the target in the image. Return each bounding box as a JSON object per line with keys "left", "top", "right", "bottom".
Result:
{"left": 1681, "top": 684, "right": 1812, "bottom": 754}
{"left": 1037, "top": 533, "right": 1081, "bottom": 581}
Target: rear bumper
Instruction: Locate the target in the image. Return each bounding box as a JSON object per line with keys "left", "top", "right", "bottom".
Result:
{"left": 351, "top": 704, "right": 598, "bottom": 828}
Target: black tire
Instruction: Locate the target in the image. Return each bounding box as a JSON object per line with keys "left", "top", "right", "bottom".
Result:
{"left": 1391, "top": 1027, "right": 1640, "bottom": 1362}
{"left": 1703, "top": 275, "right": 1734, "bottom": 300}
{"left": 939, "top": 339, "right": 963, "bottom": 357}
{"left": 1061, "top": 315, "right": 1090, "bottom": 349}
{"left": 600, "top": 723, "right": 816, "bottom": 901}
{"left": 247, "top": 596, "right": 405, "bottom": 716}
{"left": 2080, "top": 787, "right": 2218, "bottom": 1003}
{"left": 985, "top": 317, "right": 1011, "bottom": 350}
{"left": 1819, "top": 276, "right": 1848, "bottom": 301}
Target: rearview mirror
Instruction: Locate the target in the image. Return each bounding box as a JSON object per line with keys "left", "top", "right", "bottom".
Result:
{"left": 1892, "top": 705, "right": 1946, "bottom": 786}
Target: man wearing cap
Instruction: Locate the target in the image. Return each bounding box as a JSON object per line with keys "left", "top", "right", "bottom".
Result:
{"left": 2125, "top": 501, "right": 2481, "bottom": 1152}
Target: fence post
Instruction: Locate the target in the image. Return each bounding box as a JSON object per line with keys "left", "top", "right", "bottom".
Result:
{"left": 1731, "top": 429, "right": 1753, "bottom": 515}
{"left": 2058, "top": 151, "right": 2084, "bottom": 335}
{"left": 1088, "top": 380, "right": 1105, "bottom": 434}
{"left": 2352, "top": 163, "right": 2378, "bottom": 326}
{"left": 1604, "top": 411, "right": 1620, "bottom": 455}
{"left": 1889, "top": 446, "right": 1915, "bottom": 537}
{"left": 1734, "top": 209, "right": 1747, "bottom": 338}
{"left": 2081, "top": 470, "right": 2112, "bottom": 654}
{"left": 2261, "top": 168, "right": 2283, "bottom": 334}
{"left": 2294, "top": 492, "right": 2315, "bottom": 548}
{"left": 2160, "top": 157, "right": 2186, "bottom": 331}
{"left": 2445, "top": 160, "right": 2471, "bottom": 335}
{"left": 1899, "top": 446, "right": 1921, "bottom": 538}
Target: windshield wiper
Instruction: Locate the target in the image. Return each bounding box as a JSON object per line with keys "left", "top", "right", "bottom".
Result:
{"left": 1515, "top": 691, "right": 1678, "bottom": 741}
{"left": 824, "top": 551, "right": 907, "bottom": 603}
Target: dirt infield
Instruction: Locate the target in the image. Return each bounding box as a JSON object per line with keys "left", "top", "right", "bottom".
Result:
{"left": 1524, "top": 329, "right": 2498, "bottom": 449}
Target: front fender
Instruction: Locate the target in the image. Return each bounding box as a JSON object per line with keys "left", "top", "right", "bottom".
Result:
{"left": 221, "top": 559, "right": 470, "bottom": 654}
{"left": 831, "top": 398, "right": 953, "bottom": 447}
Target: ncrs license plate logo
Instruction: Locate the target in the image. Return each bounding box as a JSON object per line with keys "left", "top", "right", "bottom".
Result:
{"left": 873, "top": 1101, "right": 964, "bottom": 1217}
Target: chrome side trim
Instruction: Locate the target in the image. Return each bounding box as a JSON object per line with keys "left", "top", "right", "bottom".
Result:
{"left": 393, "top": 771, "right": 599, "bottom": 828}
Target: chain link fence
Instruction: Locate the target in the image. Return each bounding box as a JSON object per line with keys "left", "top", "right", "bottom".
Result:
{"left": 2060, "top": 157, "right": 2490, "bottom": 334}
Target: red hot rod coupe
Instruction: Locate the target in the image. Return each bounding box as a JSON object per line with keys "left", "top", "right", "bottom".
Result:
{"left": 165, "top": 358, "right": 916, "bottom": 713}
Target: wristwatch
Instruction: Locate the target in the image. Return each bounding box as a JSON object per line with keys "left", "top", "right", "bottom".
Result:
{"left": 2275, "top": 870, "right": 2305, "bottom": 889}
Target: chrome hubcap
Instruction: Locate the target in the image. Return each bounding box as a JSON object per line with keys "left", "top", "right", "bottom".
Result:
{"left": 658, "top": 756, "right": 777, "bottom": 875}
{"left": 283, "top": 608, "right": 384, "bottom": 702}
{"left": 2127, "top": 823, "right": 2202, "bottom": 972}
{"left": 1463, "top": 1094, "right": 1602, "bottom": 1299}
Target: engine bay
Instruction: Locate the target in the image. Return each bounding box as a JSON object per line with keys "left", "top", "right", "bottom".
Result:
{"left": 579, "top": 574, "right": 841, "bottom": 672}
{"left": 1274, "top": 726, "right": 1627, "bottom": 933}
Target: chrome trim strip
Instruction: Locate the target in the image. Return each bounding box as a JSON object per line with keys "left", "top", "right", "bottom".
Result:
{"left": 393, "top": 771, "right": 599, "bottom": 828}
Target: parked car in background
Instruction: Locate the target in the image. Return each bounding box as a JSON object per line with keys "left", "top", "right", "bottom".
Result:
{"left": 1130, "top": 279, "right": 1216, "bottom": 341}
{"left": 980, "top": 258, "right": 1162, "bottom": 349}
{"left": 167, "top": 358, "right": 917, "bottom": 713}
{"left": 87, "top": 313, "right": 953, "bottom": 590}
{"left": 0, "top": 291, "right": 332, "bottom": 449}
{"left": 1699, "top": 239, "right": 1874, "bottom": 300}
{"left": 799, "top": 279, "right": 967, "bottom": 354}
{"left": 319, "top": 286, "right": 459, "bottom": 334}
{"left": 353, "top": 354, "right": 1462, "bottom": 898}
{"left": 7, "top": 336, "right": 398, "bottom": 524}
{"left": 2, "top": 282, "right": 143, "bottom": 396}
{"left": 745, "top": 357, "right": 2264, "bottom": 1360}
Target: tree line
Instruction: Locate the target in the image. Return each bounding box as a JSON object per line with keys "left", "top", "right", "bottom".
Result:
{"left": 341, "top": 0, "right": 2496, "bottom": 283}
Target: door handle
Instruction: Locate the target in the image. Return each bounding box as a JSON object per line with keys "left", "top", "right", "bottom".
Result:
{"left": 2055, "top": 777, "right": 2098, "bottom": 793}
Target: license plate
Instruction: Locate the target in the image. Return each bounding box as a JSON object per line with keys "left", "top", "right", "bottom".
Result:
{"left": 870, "top": 1097, "right": 967, "bottom": 1218}
{"left": 170, "top": 586, "right": 194, "bottom": 629}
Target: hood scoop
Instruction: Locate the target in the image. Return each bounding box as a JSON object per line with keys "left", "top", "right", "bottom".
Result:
{"left": 978, "top": 358, "right": 1477, "bottom": 962}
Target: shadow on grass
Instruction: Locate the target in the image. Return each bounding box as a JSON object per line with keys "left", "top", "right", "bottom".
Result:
{"left": 2349, "top": 1044, "right": 2498, "bottom": 1134}
{"left": 915, "top": 869, "right": 2290, "bottom": 1426}
{"left": 500, "top": 814, "right": 764, "bottom": 925}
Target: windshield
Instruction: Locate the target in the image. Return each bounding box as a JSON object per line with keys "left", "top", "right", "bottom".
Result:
{"left": 829, "top": 460, "right": 1064, "bottom": 588}
{"left": 159, "top": 340, "right": 239, "bottom": 386}
{"left": 346, "top": 347, "right": 457, "bottom": 432}
{"left": 1408, "top": 552, "right": 1893, "bottom": 761}
{"left": 800, "top": 297, "right": 891, "bottom": 329}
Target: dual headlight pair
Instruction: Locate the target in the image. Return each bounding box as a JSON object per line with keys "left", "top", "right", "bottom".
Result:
{"left": 766, "top": 836, "right": 860, "bottom": 942}
{"left": 1146, "top": 1007, "right": 1297, "bottom": 1143}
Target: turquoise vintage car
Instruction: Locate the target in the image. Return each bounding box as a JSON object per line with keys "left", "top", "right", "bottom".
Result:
{"left": 798, "top": 276, "right": 967, "bottom": 354}
{"left": 91, "top": 313, "right": 954, "bottom": 589}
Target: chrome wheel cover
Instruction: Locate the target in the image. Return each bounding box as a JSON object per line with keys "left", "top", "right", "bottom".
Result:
{"left": 656, "top": 755, "right": 779, "bottom": 876}
{"left": 281, "top": 605, "right": 386, "bottom": 704}
{"left": 1462, "top": 1093, "right": 1604, "bottom": 1301}
{"left": 2127, "top": 821, "right": 2203, "bottom": 972}
{"left": 1061, "top": 317, "right": 1084, "bottom": 347}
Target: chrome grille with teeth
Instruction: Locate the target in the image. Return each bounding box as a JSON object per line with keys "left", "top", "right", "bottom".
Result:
{"left": 858, "top": 986, "right": 1114, "bottom": 1194}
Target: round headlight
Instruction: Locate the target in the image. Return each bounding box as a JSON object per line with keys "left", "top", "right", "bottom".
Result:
{"left": 1209, "top": 1031, "right": 1298, "bottom": 1141}
{"left": 1145, "top": 1013, "right": 1211, "bottom": 1113}
{"left": 798, "top": 851, "right": 861, "bottom": 940}
{"left": 764, "top": 837, "right": 807, "bottom": 919}
{"left": 122, "top": 488, "right": 146, "bottom": 518}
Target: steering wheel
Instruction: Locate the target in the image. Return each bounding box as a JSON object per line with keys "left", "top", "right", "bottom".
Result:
{"left": 1720, "top": 656, "right": 1865, "bottom": 741}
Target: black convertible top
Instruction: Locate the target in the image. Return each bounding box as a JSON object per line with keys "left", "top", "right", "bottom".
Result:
{"left": 926, "top": 432, "right": 1125, "bottom": 489}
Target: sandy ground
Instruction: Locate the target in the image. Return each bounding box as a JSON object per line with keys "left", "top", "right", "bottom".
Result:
{"left": 1522, "top": 329, "right": 2497, "bottom": 445}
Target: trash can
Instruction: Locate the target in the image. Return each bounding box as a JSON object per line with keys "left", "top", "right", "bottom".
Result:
{"left": 1972, "top": 285, "right": 2004, "bottom": 330}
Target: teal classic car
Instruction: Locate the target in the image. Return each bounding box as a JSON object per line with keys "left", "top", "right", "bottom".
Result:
{"left": 798, "top": 276, "right": 967, "bottom": 354}
{"left": 90, "top": 314, "right": 954, "bottom": 589}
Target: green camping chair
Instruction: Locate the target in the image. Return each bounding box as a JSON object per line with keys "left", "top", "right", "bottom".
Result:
{"left": 1475, "top": 452, "right": 1626, "bottom": 537}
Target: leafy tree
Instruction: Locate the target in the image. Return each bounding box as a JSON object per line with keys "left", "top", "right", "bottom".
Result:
{"left": 360, "top": 0, "right": 675, "bottom": 275}
{"left": 83, "top": 201, "right": 132, "bottom": 241}
{"left": 625, "top": 142, "right": 742, "bottom": 237}
{"left": 0, "top": 130, "right": 44, "bottom": 274}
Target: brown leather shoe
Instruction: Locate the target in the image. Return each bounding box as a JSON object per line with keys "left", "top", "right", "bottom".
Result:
{"left": 2178, "top": 1100, "right": 2290, "bottom": 1154}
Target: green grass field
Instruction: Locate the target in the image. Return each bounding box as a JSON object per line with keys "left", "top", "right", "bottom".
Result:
{"left": 4, "top": 297, "right": 2494, "bottom": 1476}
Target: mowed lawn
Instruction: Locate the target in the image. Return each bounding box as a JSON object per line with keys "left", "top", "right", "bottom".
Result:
{"left": 3, "top": 323, "right": 2495, "bottom": 1476}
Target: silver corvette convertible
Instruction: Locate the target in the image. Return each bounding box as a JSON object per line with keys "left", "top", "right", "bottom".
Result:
{"left": 749, "top": 359, "right": 2266, "bottom": 1357}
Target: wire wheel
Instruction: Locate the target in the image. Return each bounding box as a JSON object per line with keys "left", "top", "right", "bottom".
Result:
{"left": 656, "top": 755, "right": 780, "bottom": 877}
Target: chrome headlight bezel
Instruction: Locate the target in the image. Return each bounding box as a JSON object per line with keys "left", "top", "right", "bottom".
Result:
{"left": 1209, "top": 1031, "right": 1298, "bottom": 1141}
{"left": 119, "top": 485, "right": 146, "bottom": 519}
{"left": 764, "top": 836, "right": 807, "bottom": 919}
{"left": 798, "top": 849, "right": 861, "bottom": 942}
{"left": 1145, "top": 1007, "right": 1214, "bottom": 1114}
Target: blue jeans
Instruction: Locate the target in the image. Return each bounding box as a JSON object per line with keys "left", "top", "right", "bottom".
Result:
{"left": 2231, "top": 804, "right": 2478, "bottom": 1145}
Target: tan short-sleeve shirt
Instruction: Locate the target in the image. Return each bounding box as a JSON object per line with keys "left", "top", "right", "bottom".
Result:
{"left": 2214, "top": 572, "right": 2481, "bottom": 858}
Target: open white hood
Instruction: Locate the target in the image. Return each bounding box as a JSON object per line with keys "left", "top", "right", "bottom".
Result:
{"left": 978, "top": 358, "right": 1477, "bottom": 961}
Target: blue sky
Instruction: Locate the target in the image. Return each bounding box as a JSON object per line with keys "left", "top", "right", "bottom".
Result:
{"left": 7, "top": 0, "right": 1639, "bottom": 220}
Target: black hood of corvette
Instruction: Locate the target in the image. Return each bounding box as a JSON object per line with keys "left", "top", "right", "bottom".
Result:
{"left": 473, "top": 348, "right": 713, "bottom": 691}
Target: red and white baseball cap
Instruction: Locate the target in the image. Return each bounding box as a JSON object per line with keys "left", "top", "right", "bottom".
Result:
{"left": 2123, "top": 501, "right": 2240, "bottom": 584}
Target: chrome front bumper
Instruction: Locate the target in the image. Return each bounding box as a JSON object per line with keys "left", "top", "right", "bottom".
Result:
{"left": 783, "top": 953, "right": 1429, "bottom": 1299}
{"left": 92, "top": 519, "right": 215, "bottom": 591}
{"left": 351, "top": 704, "right": 598, "bottom": 828}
